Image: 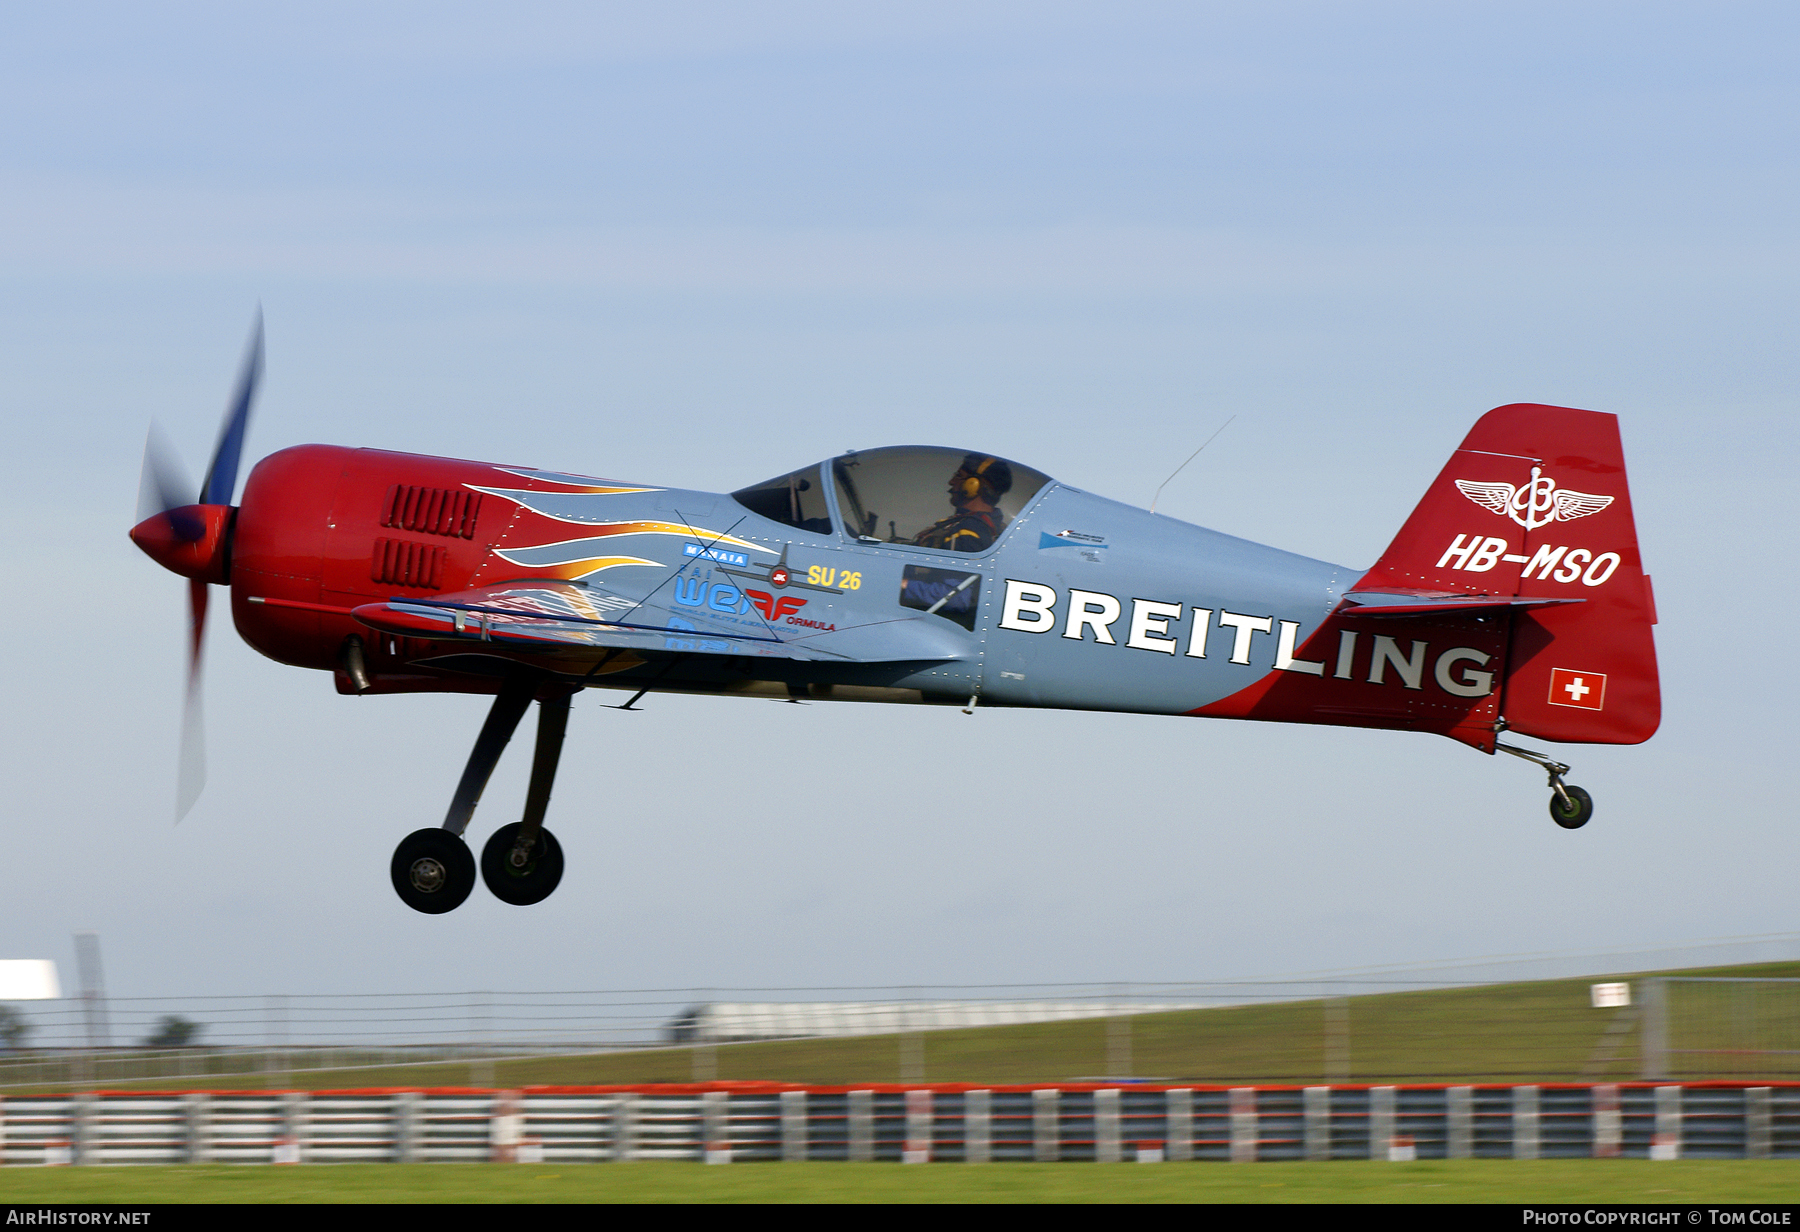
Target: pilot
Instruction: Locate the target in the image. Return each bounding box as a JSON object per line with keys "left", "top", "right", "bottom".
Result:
{"left": 913, "top": 455, "right": 1013, "bottom": 553}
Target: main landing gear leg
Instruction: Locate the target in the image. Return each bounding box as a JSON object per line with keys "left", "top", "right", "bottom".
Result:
{"left": 391, "top": 676, "right": 536, "bottom": 914}
{"left": 1497, "top": 741, "right": 1594, "bottom": 830}
{"left": 481, "top": 690, "right": 569, "bottom": 906}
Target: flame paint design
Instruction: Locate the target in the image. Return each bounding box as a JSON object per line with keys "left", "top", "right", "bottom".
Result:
{"left": 491, "top": 545, "right": 660, "bottom": 582}
{"left": 471, "top": 468, "right": 772, "bottom": 581}
{"left": 492, "top": 466, "right": 659, "bottom": 494}
{"left": 492, "top": 522, "right": 767, "bottom": 582}
{"left": 486, "top": 514, "right": 766, "bottom": 549}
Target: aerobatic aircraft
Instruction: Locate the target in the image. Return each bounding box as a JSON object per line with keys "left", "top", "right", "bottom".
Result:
{"left": 132, "top": 323, "right": 1659, "bottom": 914}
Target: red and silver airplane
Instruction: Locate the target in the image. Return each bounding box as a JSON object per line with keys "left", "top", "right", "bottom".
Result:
{"left": 132, "top": 323, "right": 1659, "bottom": 913}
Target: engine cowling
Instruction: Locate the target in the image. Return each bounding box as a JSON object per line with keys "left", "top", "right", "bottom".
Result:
{"left": 230, "top": 444, "right": 512, "bottom": 691}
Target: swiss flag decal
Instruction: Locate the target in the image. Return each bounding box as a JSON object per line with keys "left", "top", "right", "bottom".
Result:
{"left": 1548, "top": 668, "right": 1607, "bottom": 711}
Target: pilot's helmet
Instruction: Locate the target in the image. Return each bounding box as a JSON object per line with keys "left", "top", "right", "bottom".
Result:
{"left": 956, "top": 454, "right": 1013, "bottom": 504}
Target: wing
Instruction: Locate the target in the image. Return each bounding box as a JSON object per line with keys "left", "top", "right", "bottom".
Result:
{"left": 1453, "top": 479, "right": 1516, "bottom": 515}
{"left": 351, "top": 578, "right": 970, "bottom": 665}
{"left": 1553, "top": 488, "right": 1614, "bottom": 521}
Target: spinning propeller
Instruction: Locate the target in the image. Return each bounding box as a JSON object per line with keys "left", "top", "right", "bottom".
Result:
{"left": 129, "top": 314, "right": 264, "bottom": 821}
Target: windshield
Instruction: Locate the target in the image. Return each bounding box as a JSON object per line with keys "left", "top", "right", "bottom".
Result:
{"left": 830, "top": 447, "right": 1051, "bottom": 552}
{"left": 729, "top": 464, "right": 834, "bottom": 535}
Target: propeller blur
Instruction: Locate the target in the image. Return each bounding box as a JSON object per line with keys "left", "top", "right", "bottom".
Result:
{"left": 129, "top": 313, "right": 262, "bottom": 822}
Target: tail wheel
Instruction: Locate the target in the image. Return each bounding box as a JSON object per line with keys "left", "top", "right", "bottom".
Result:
{"left": 481, "top": 822, "right": 565, "bottom": 906}
{"left": 392, "top": 828, "right": 476, "bottom": 914}
{"left": 1550, "top": 786, "right": 1594, "bottom": 830}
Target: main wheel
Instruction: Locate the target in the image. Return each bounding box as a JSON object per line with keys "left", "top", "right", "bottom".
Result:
{"left": 481, "top": 823, "right": 565, "bottom": 906}
{"left": 391, "top": 828, "right": 477, "bottom": 914}
{"left": 1549, "top": 785, "right": 1594, "bottom": 829}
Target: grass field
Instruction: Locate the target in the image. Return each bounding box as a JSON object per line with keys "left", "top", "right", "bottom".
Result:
{"left": 34, "top": 959, "right": 1798, "bottom": 1093}
{"left": 2, "top": 1161, "right": 1797, "bottom": 1204}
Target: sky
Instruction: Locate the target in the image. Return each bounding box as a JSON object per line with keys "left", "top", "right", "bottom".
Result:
{"left": 2, "top": 2, "right": 1796, "bottom": 1001}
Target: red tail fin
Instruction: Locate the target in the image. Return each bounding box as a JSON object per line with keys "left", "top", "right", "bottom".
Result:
{"left": 1359, "top": 403, "right": 1659, "bottom": 744}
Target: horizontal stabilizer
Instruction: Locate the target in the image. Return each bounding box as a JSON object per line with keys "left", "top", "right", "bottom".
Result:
{"left": 1337, "top": 590, "right": 1585, "bottom": 617}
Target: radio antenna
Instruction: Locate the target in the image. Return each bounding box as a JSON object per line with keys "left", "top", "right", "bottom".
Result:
{"left": 1150, "top": 415, "right": 1235, "bottom": 515}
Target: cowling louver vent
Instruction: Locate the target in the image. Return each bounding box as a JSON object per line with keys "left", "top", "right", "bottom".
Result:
{"left": 371, "top": 538, "right": 446, "bottom": 589}
{"left": 382, "top": 485, "right": 482, "bottom": 538}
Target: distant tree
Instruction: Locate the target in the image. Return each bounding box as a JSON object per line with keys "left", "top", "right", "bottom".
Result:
{"left": 0, "top": 1005, "right": 29, "bottom": 1050}
{"left": 143, "top": 1015, "right": 202, "bottom": 1048}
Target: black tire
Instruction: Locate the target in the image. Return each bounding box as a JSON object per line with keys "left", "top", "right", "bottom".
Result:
{"left": 481, "top": 823, "right": 565, "bottom": 906}
{"left": 391, "top": 828, "right": 476, "bottom": 914}
{"left": 1550, "top": 785, "right": 1594, "bottom": 830}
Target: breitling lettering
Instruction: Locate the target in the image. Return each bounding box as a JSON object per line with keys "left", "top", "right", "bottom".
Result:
{"left": 997, "top": 579, "right": 1058, "bottom": 632}
{"left": 1368, "top": 635, "right": 1427, "bottom": 689}
{"left": 1063, "top": 589, "right": 1122, "bottom": 643}
{"left": 1437, "top": 534, "right": 1621, "bottom": 586}
{"left": 1275, "top": 620, "right": 1325, "bottom": 675}
{"left": 1125, "top": 599, "right": 1184, "bottom": 655}
{"left": 998, "top": 578, "right": 1494, "bottom": 698}
{"left": 1437, "top": 648, "right": 1496, "bottom": 697}
{"left": 1216, "top": 611, "right": 1273, "bottom": 665}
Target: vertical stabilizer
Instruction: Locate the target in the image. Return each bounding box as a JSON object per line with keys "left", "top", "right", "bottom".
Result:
{"left": 1360, "top": 404, "right": 1659, "bottom": 744}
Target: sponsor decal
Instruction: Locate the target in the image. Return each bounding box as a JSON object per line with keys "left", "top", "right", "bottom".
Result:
{"left": 770, "top": 564, "right": 791, "bottom": 587}
{"left": 745, "top": 590, "right": 807, "bottom": 622}
{"left": 684, "top": 542, "right": 750, "bottom": 568}
{"left": 1455, "top": 466, "right": 1613, "bottom": 531}
{"left": 1548, "top": 667, "right": 1607, "bottom": 710}
{"left": 673, "top": 578, "right": 748, "bottom": 614}
{"left": 1039, "top": 531, "right": 1107, "bottom": 548}
{"left": 996, "top": 578, "right": 1495, "bottom": 700}
{"left": 1038, "top": 531, "right": 1107, "bottom": 563}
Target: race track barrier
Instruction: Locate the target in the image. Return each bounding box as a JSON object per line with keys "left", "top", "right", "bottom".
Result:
{"left": 1, "top": 1083, "right": 1797, "bottom": 1165}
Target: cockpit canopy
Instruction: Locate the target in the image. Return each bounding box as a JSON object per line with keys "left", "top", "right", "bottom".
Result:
{"left": 731, "top": 446, "right": 1052, "bottom": 551}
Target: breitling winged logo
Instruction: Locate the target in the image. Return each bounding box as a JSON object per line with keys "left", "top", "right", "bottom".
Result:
{"left": 1455, "top": 465, "right": 1614, "bottom": 532}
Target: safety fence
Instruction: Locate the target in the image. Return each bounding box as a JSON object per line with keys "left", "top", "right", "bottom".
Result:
{"left": 2, "top": 1083, "right": 1798, "bottom": 1166}
{"left": 8, "top": 976, "right": 1800, "bottom": 1091}
{"left": 7, "top": 933, "right": 1799, "bottom": 1091}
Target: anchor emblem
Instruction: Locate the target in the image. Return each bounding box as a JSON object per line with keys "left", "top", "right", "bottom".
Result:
{"left": 1454, "top": 466, "right": 1613, "bottom": 531}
